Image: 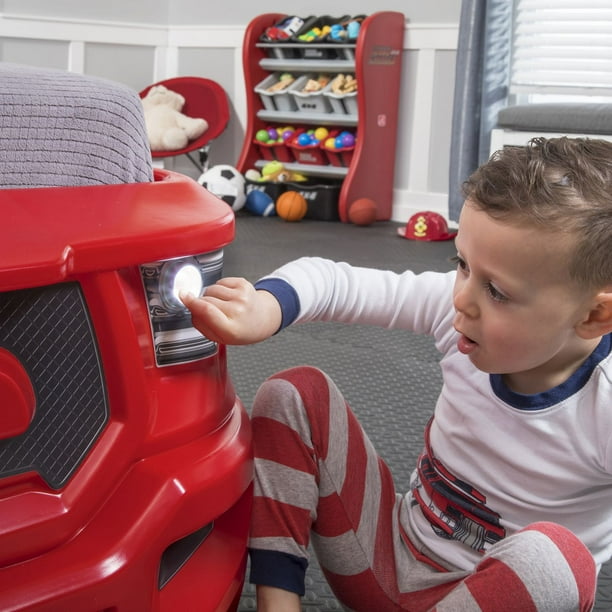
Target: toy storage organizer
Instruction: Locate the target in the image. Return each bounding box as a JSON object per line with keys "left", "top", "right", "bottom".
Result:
{"left": 236, "top": 12, "right": 404, "bottom": 222}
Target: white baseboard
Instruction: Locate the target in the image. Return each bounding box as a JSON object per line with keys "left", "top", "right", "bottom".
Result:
{"left": 391, "top": 189, "right": 451, "bottom": 224}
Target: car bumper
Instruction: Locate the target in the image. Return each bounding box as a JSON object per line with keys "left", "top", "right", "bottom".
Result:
{"left": 0, "top": 401, "right": 253, "bottom": 612}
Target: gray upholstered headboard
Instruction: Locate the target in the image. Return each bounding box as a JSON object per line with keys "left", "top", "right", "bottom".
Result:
{"left": 497, "top": 103, "right": 612, "bottom": 135}
{"left": 0, "top": 62, "right": 153, "bottom": 188}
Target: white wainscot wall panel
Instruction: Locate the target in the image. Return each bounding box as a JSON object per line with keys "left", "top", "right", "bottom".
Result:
{"left": 0, "top": 13, "right": 458, "bottom": 222}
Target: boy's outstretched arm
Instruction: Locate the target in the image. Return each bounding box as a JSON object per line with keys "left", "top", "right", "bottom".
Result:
{"left": 180, "top": 277, "right": 282, "bottom": 345}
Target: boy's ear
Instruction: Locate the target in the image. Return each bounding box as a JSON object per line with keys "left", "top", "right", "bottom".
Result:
{"left": 577, "top": 288, "right": 612, "bottom": 338}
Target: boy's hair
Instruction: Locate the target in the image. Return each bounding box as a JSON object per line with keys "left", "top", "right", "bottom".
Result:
{"left": 463, "top": 136, "right": 612, "bottom": 290}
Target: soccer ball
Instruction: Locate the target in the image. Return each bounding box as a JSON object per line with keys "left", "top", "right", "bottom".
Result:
{"left": 197, "top": 164, "right": 246, "bottom": 211}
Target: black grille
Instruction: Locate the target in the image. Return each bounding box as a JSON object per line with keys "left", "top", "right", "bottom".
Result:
{"left": 0, "top": 283, "right": 108, "bottom": 489}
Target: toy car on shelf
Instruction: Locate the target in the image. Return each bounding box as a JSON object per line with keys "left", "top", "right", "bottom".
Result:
{"left": 0, "top": 169, "right": 252, "bottom": 611}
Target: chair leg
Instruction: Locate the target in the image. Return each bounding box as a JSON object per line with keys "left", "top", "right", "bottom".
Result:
{"left": 186, "top": 144, "right": 213, "bottom": 175}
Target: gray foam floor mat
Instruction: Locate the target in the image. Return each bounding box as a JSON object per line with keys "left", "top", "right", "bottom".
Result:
{"left": 224, "top": 214, "right": 611, "bottom": 611}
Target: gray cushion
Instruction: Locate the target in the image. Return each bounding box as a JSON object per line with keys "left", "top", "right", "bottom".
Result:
{"left": 498, "top": 103, "right": 612, "bottom": 134}
{"left": 0, "top": 62, "right": 153, "bottom": 188}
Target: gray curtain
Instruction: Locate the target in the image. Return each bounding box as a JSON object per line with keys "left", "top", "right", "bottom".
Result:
{"left": 448, "top": 0, "right": 512, "bottom": 221}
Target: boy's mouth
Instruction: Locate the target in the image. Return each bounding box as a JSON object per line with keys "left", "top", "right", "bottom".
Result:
{"left": 457, "top": 333, "right": 478, "bottom": 355}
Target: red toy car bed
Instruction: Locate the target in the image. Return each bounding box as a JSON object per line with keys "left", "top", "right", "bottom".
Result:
{"left": 0, "top": 169, "right": 252, "bottom": 611}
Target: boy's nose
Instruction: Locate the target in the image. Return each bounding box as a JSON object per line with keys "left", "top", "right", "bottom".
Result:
{"left": 453, "top": 280, "right": 479, "bottom": 319}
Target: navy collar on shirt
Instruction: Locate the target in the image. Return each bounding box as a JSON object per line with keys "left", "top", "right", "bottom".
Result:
{"left": 490, "top": 334, "right": 611, "bottom": 411}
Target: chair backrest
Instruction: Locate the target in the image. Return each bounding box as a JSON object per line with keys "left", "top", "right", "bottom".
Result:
{"left": 139, "top": 76, "right": 230, "bottom": 158}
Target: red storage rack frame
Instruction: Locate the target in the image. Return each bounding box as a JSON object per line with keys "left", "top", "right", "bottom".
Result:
{"left": 237, "top": 12, "right": 404, "bottom": 222}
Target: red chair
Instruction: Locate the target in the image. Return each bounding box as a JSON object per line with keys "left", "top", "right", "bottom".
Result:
{"left": 140, "top": 76, "right": 230, "bottom": 173}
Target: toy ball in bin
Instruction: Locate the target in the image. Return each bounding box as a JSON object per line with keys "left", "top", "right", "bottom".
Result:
{"left": 198, "top": 164, "right": 246, "bottom": 211}
{"left": 276, "top": 191, "right": 308, "bottom": 222}
{"left": 335, "top": 131, "right": 355, "bottom": 149}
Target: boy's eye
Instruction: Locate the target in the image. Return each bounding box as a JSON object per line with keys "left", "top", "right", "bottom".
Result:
{"left": 486, "top": 283, "right": 508, "bottom": 303}
{"left": 450, "top": 255, "right": 467, "bottom": 272}
{"left": 451, "top": 255, "right": 509, "bottom": 303}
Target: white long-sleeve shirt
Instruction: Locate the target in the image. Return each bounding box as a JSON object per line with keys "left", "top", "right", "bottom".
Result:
{"left": 255, "top": 257, "right": 612, "bottom": 571}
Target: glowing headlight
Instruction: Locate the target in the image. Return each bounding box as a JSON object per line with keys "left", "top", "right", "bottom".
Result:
{"left": 159, "top": 259, "right": 204, "bottom": 312}
{"left": 140, "top": 251, "right": 224, "bottom": 366}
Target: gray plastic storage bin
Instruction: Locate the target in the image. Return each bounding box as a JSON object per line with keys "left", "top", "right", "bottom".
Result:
{"left": 324, "top": 89, "right": 358, "bottom": 115}
{"left": 254, "top": 73, "right": 298, "bottom": 112}
{"left": 289, "top": 75, "right": 333, "bottom": 113}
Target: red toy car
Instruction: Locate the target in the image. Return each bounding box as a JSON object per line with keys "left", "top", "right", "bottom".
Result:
{"left": 0, "top": 169, "right": 252, "bottom": 611}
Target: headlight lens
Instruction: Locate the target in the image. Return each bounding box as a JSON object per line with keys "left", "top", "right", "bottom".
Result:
{"left": 140, "top": 251, "right": 223, "bottom": 366}
{"left": 159, "top": 259, "right": 204, "bottom": 313}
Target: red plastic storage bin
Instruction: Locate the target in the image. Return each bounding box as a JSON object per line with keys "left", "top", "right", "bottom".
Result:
{"left": 287, "top": 133, "right": 328, "bottom": 165}
{"left": 255, "top": 140, "right": 295, "bottom": 162}
{"left": 320, "top": 128, "right": 356, "bottom": 167}
{"left": 324, "top": 146, "right": 355, "bottom": 167}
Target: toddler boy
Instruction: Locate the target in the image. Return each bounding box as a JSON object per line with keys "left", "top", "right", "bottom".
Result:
{"left": 183, "top": 137, "right": 612, "bottom": 611}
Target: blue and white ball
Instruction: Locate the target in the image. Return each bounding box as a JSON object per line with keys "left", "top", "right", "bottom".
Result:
{"left": 245, "top": 189, "right": 276, "bottom": 216}
{"left": 198, "top": 164, "right": 246, "bottom": 211}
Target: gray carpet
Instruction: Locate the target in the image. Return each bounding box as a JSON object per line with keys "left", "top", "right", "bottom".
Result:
{"left": 224, "top": 213, "right": 612, "bottom": 611}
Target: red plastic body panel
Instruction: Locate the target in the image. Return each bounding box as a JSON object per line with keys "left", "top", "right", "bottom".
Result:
{"left": 0, "top": 169, "right": 234, "bottom": 291}
{"left": 0, "top": 170, "right": 252, "bottom": 611}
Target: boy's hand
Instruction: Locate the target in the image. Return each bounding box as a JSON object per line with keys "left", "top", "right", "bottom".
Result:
{"left": 180, "top": 277, "right": 282, "bottom": 345}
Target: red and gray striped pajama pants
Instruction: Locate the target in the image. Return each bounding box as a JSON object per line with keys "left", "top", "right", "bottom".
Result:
{"left": 248, "top": 366, "right": 596, "bottom": 611}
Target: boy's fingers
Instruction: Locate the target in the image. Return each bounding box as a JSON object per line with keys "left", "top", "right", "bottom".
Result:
{"left": 204, "top": 283, "right": 239, "bottom": 301}
{"left": 179, "top": 289, "right": 196, "bottom": 306}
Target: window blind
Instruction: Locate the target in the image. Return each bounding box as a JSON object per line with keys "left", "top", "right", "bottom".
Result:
{"left": 511, "top": 0, "right": 612, "bottom": 96}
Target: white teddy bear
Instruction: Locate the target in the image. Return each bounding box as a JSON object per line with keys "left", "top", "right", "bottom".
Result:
{"left": 141, "top": 85, "right": 208, "bottom": 152}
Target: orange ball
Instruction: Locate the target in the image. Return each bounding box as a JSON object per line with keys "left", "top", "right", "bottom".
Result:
{"left": 276, "top": 191, "right": 308, "bottom": 222}
{"left": 348, "top": 198, "right": 377, "bottom": 226}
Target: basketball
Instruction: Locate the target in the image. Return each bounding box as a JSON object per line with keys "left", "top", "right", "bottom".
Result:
{"left": 276, "top": 191, "right": 308, "bottom": 222}
{"left": 348, "top": 198, "right": 377, "bottom": 226}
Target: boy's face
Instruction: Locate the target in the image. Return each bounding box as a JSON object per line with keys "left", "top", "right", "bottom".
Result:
{"left": 453, "top": 201, "right": 598, "bottom": 394}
